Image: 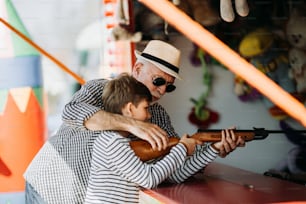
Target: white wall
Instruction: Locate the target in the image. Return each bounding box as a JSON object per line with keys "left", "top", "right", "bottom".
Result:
{"left": 159, "top": 35, "right": 296, "bottom": 174}
{"left": 12, "top": 0, "right": 299, "bottom": 174}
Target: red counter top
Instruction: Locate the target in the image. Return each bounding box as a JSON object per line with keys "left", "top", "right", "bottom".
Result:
{"left": 140, "top": 162, "right": 306, "bottom": 204}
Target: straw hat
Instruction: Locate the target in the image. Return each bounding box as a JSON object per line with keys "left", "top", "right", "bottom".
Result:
{"left": 135, "top": 40, "right": 182, "bottom": 79}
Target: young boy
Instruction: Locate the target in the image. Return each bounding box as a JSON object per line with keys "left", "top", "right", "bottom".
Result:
{"left": 84, "top": 73, "right": 226, "bottom": 203}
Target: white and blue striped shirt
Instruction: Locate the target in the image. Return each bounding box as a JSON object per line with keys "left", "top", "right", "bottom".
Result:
{"left": 85, "top": 130, "right": 218, "bottom": 204}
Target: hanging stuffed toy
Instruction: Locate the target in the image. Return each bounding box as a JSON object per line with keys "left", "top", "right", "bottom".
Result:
{"left": 111, "top": 0, "right": 142, "bottom": 42}
{"left": 111, "top": 25, "right": 142, "bottom": 42}
{"left": 238, "top": 28, "right": 297, "bottom": 120}
{"left": 176, "top": 0, "right": 220, "bottom": 27}
{"left": 286, "top": 7, "right": 306, "bottom": 96}
{"left": 288, "top": 48, "right": 306, "bottom": 94}
{"left": 175, "top": 0, "right": 249, "bottom": 26}
{"left": 220, "top": 0, "right": 249, "bottom": 22}
{"left": 234, "top": 75, "right": 261, "bottom": 102}
{"left": 133, "top": 0, "right": 168, "bottom": 41}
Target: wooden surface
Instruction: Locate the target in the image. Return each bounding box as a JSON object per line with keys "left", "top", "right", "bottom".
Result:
{"left": 140, "top": 162, "right": 306, "bottom": 204}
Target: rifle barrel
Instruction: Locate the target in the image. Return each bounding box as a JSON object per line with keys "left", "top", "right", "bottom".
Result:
{"left": 197, "top": 128, "right": 306, "bottom": 141}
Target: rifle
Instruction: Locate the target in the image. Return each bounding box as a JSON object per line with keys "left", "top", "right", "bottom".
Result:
{"left": 130, "top": 127, "right": 306, "bottom": 162}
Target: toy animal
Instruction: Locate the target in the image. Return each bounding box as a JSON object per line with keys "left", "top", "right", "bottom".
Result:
{"left": 238, "top": 28, "right": 296, "bottom": 120}
{"left": 288, "top": 48, "right": 306, "bottom": 94}
{"left": 176, "top": 0, "right": 249, "bottom": 26}
{"left": 220, "top": 0, "right": 249, "bottom": 22}
{"left": 286, "top": 7, "right": 306, "bottom": 95}
{"left": 286, "top": 8, "right": 306, "bottom": 50}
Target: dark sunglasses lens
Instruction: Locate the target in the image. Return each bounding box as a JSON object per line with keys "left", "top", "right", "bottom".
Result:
{"left": 166, "top": 84, "right": 176, "bottom": 93}
{"left": 153, "top": 77, "right": 176, "bottom": 92}
{"left": 153, "top": 77, "right": 166, "bottom": 86}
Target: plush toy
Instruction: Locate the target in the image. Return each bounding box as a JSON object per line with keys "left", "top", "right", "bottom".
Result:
{"left": 238, "top": 28, "right": 297, "bottom": 120}
{"left": 111, "top": 24, "right": 142, "bottom": 42}
{"left": 288, "top": 48, "right": 306, "bottom": 94}
{"left": 176, "top": 0, "right": 220, "bottom": 27}
{"left": 133, "top": 1, "right": 168, "bottom": 41}
{"left": 286, "top": 7, "right": 306, "bottom": 95}
{"left": 234, "top": 75, "right": 262, "bottom": 102}
{"left": 220, "top": 0, "right": 249, "bottom": 22}
{"left": 176, "top": 0, "right": 249, "bottom": 26}
{"left": 286, "top": 8, "right": 306, "bottom": 50}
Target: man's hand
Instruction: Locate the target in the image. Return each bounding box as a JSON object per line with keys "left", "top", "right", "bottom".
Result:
{"left": 129, "top": 120, "right": 169, "bottom": 151}
{"left": 211, "top": 128, "right": 246, "bottom": 157}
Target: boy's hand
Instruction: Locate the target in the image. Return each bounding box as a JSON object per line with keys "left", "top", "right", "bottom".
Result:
{"left": 179, "top": 134, "right": 203, "bottom": 156}
{"left": 211, "top": 128, "right": 246, "bottom": 157}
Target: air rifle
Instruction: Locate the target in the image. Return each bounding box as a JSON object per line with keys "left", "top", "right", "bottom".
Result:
{"left": 130, "top": 127, "right": 306, "bottom": 162}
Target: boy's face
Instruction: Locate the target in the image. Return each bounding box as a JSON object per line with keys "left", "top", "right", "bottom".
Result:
{"left": 131, "top": 99, "right": 151, "bottom": 121}
{"left": 124, "top": 99, "right": 151, "bottom": 122}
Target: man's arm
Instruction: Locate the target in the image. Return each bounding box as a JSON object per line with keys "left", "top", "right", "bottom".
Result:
{"left": 62, "top": 79, "right": 168, "bottom": 150}
{"left": 85, "top": 110, "right": 169, "bottom": 150}
{"left": 62, "top": 79, "right": 106, "bottom": 129}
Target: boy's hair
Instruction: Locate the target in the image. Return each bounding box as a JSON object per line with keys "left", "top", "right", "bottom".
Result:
{"left": 102, "top": 73, "right": 152, "bottom": 114}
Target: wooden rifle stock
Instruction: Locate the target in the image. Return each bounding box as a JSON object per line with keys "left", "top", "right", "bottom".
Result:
{"left": 130, "top": 130, "right": 256, "bottom": 162}
{"left": 131, "top": 127, "right": 306, "bottom": 161}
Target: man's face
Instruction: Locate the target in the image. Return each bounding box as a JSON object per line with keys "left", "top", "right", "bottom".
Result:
{"left": 133, "top": 62, "right": 175, "bottom": 101}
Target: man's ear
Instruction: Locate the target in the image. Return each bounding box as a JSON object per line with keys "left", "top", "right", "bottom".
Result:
{"left": 132, "top": 62, "right": 143, "bottom": 77}
{"left": 121, "top": 102, "right": 133, "bottom": 117}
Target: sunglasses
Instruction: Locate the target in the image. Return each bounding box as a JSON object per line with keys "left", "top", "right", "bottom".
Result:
{"left": 152, "top": 77, "right": 176, "bottom": 93}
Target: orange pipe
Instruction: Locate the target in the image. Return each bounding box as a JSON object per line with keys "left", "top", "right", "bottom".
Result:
{"left": 0, "top": 18, "right": 86, "bottom": 85}
{"left": 139, "top": 0, "right": 306, "bottom": 127}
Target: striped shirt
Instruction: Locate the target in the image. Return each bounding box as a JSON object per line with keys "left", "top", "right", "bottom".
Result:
{"left": 24, "top": 78, "right": 218, "bottom": 204}
{"left": 85, "top": 130, "right": 218, "bottom": 204}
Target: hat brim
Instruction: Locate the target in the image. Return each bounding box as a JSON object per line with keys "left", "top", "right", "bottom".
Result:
{"left": 135, "top": 50, "right": 182, "bottom": 80}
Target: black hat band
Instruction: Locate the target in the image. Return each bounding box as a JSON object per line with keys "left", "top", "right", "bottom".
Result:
{"left": 141, "top": 53, "right": 179, "bottom": 74}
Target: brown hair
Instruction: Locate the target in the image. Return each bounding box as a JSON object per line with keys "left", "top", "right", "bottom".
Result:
{"left": 102, "top": 73, "right": 152, "bottom": 114}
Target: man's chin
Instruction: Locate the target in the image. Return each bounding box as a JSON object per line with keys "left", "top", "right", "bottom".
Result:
{"left": 152, "top": 96, "right": 160, "bottom": 101}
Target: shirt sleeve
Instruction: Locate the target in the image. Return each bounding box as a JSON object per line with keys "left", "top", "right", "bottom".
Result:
{"left": 61, "top": 79, "right": 107, "bottom": 130}
{"left": 104, "top": 134, "right": 188, "bottom": 189}
{"left": 167, "top": 144, "right": 219, "bottom": 183}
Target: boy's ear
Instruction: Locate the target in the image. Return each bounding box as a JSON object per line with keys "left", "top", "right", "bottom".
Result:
{"left": 121, "top": 102, "right": 133, "bottom": 117}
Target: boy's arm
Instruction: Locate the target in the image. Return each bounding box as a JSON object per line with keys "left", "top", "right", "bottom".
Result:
{"left": 106, "top": 135, "right": 188, "bottom": 189}
{"left": 167, "top": 144, "right": 219, "bottom": 184}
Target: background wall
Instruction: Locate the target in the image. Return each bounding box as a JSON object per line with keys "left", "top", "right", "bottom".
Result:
{"left": 11, "top": 0, "right": 301, "bottom": 175}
